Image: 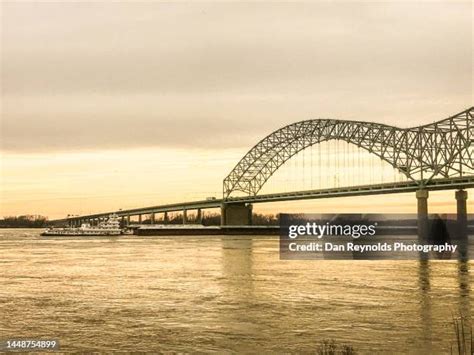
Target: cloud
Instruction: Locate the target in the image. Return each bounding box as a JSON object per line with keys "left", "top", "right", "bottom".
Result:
{"left": 1, "top": 1, "right": 472, "bottom": 152}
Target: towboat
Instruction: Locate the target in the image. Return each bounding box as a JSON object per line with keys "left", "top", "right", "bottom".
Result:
{"left": 41, "top": 214, "right": 122, "bottom": 236}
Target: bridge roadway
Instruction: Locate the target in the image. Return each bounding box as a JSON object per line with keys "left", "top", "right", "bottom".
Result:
{"left": 54, "top": 176, "right": 474, "bottom": 226}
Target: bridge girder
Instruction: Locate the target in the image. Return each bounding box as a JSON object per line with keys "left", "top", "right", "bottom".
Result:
{"left": 223, "top": 107, "right": 474, "bottom": 197}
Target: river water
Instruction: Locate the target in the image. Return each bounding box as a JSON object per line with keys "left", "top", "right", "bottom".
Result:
{"left": 1, "top": 229, "right": 472, "bottom": 353}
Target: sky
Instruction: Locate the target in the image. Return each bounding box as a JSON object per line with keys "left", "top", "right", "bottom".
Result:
{"left": 0, "top": 1, "right": 472, "bottom": 219}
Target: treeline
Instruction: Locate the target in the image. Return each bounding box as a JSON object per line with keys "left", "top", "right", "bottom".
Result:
{"left": 252, "top": 213, "right": 279, "bottom": 225}
{"left": 1, "top": 212, "right": 281, "bottom": 228}
{"left": 0, "top": 215, "right": 49, "bottom": 228}
{"left": 138, "top": 212, "right": 280, "bottom": 226}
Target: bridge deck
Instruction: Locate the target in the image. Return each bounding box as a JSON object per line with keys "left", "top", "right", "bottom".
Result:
{"left": 53, "top": 176, "right": 474, "bottom": 223}
{"left": 228, "top": 176, "right": 474, "bottom": 204}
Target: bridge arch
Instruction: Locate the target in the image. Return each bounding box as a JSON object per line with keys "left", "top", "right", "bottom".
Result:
{"left": 223, "top": 107, "right": 474, "bottom": 198}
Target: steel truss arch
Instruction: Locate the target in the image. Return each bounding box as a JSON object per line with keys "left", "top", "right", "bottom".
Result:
{"left": 223, "top": 107, "right": 474, "bottom": 198}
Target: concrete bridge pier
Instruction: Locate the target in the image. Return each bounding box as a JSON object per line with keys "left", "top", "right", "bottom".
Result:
{"left": 456, "top": 190, "right": 468, "bottom": 234}
{"left": 150, "top": 213, "right": 155, "bottom": 224}
{"left": 221, "top": 203, "right": 253, "bottom": 226}
{"left": 126, "top": 215, "right": 130, "bottom": 226}
{"left": 183, "top": 210, "right": 188, "bottom": 224}
{"left": 196, "top": 209, "right": 202, "bottom": 224}
{"left": 417, "top": 189, "right": 429, "bottom": 243}
{"left": 456, "top": 190, "right": 468, "bottom": 255}
{"left": 164, "top": 212, "right": 169, "bottom": 224}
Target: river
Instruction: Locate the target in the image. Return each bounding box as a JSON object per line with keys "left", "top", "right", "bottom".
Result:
{"left": 0, "top": 229, "right": 472, "bottom": 353}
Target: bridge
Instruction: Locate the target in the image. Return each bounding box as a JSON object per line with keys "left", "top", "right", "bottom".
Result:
{"left": 54, "top": 107, "right": 473, "bottom": 238}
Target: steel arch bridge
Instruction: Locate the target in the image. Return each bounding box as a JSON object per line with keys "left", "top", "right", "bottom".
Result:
{"left": 223, "top": 107, "right": 474, "bottom": 198}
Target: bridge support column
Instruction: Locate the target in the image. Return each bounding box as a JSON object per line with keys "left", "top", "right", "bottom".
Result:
{"left": 456, "top": 190, "right": 468, "bottom": 249}
{"left": 126, "top": 215, "right": 130, "bottom": 226}
{"left": 417, "top": 189, "right": 429, "bottom": 243}
{"left": 138, "top": 214, "right": 142, "bottom": 224}
{"left": 221, "top": 203, "right": 253, "bottom": 226}
{"left": 196, "top": 209, "right": 202, "bottom": 224}
{"left": 150, "top": 213, "right": 155, "bottom": 224}
{"left": 183, "top": 210, "right": 187, "bottom": 224}
{"left": 164, "top": 212, "right": 169, "bottom": 224}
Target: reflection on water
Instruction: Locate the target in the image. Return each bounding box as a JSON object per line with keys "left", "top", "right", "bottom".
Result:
{"left": 0, "top": 229, "right": 472, "bottom": 352}
{"left": 416, "top": 259, "right": 472, "bottom": 354}
{"left": 418, "top": 260, "right": 433, "bottom": 353}
{"left": 457, "top": 261, "right": 471, "bottom": 321}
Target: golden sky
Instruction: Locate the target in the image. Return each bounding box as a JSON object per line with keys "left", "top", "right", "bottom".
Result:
{"left": 0, "top": 1, "right": 472, "bottom": 219}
